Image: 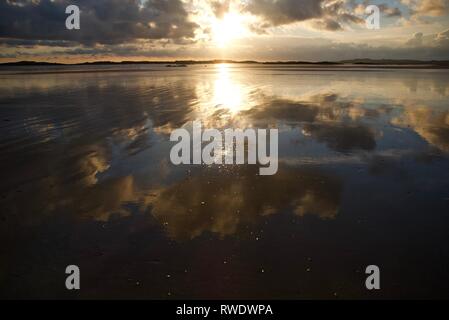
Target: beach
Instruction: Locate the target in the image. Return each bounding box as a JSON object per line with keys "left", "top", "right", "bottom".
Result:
{"left": 0, "top": 63, "right": 448, "bottom": 299}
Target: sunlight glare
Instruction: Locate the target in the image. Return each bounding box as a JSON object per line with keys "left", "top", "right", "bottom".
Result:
{"left": 212, "top": 12, "right": 247, "bottom": 48}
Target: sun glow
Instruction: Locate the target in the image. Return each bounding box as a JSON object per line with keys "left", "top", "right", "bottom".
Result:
{"left": 212, "top": 12, "right": 247, "bottom": 48}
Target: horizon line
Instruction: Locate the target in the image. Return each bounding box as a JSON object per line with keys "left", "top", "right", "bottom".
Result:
{"left": 1, "top": 58, "right": 449, "bottom": 67}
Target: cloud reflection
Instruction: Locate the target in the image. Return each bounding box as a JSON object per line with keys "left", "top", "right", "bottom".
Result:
{"left": 392, "top": 104, "right": 449, "bottom": 152}
{"left": 1, "top": 66, "right": 449, "bottom": 241}
{"left": 148, "top": 165, "right": 341, "bottom": 240}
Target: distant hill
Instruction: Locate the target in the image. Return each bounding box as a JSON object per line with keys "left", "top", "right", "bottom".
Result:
{"left": 1, "top": 59, "right": 448, "bottom": 68}
{"left": 339, "top": 58, "right": 449, "bottom": 66}
{"left": 0, "top": 61, "right": 65, "bottom": 66}
{"left": 0, "top": 60, "right": 259, "bottom": 66}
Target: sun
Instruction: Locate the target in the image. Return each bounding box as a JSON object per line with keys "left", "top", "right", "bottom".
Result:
{"left": 212, "top": 12, "right": 247, "bottom": 48}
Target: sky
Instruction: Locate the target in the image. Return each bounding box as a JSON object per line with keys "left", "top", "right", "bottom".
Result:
{"left": 0, "top": 0, "right": 449, "bottom": 62}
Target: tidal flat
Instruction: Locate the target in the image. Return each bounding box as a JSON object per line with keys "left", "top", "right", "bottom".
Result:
{"left": 0, "top": 64, "right": 448, "bottom": 299}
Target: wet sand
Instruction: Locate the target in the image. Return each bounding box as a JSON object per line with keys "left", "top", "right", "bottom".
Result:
{"left": 0, "top": 64, "right": 448, "bottom": 299}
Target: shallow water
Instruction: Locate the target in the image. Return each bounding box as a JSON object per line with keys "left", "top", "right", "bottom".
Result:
{"left": 0, "top": 64, "right": 448, "bottom": 299}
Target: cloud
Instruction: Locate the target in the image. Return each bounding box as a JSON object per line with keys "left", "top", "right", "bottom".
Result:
{"left": 0, "top": 0, "right": 198, "bottom": 45}
{"left": 1, "top": 1, "right": 448, "bottom": 61}
{"left": 210, "top": 0, "right": 231, "bottom": 19}
{"left": 406, "top": 32, "right": 424, "bottom": 46}
{"left": 379, "top": 4, "right": 402, "bottom": 17}
{"left": 350, "top": 1, "right": 402, "bottom": 18}
{"left": 222, "top": 29, "right": 449, "bottom": 61}
{"left": 244, "top": 0, "right": 323, "bottom": 26}
{"left": 0, "top": 38, "right": 76, "bottom": 48}
{"left": 242, "top": 0, "right": 364, "bottom": 32}
{"left": 310, "top": 18, "right": 343, "bottom": 31}
{"left": 406, "top": 29, "right": 449, "bottom": 48}
{"left": 401, "top": 0, "right": 449, "bottom": 17}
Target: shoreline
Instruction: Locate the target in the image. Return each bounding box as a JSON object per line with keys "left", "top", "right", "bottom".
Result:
{"left": 1, "top": 59, "right": 449, "bottom": 69}
{"left": 1, "top": 63, "right": 449, "bottom": 76}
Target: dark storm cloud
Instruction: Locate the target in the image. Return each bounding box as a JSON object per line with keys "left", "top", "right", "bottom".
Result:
{"left": 240, "top": 0, "right": 368, "bottom": 32}
{"left": 0, "top": 0, "right": 198, "bottom": 45}
{"left": 244, "top": 0, "right": 323, "bottom": 26}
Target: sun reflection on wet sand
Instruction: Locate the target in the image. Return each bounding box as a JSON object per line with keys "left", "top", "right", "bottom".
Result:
{"left": 213, "top": 64, "right": 244, "bottom": 113}
{"left": 194, "top": 64, "right": 259, "bottom": 128}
